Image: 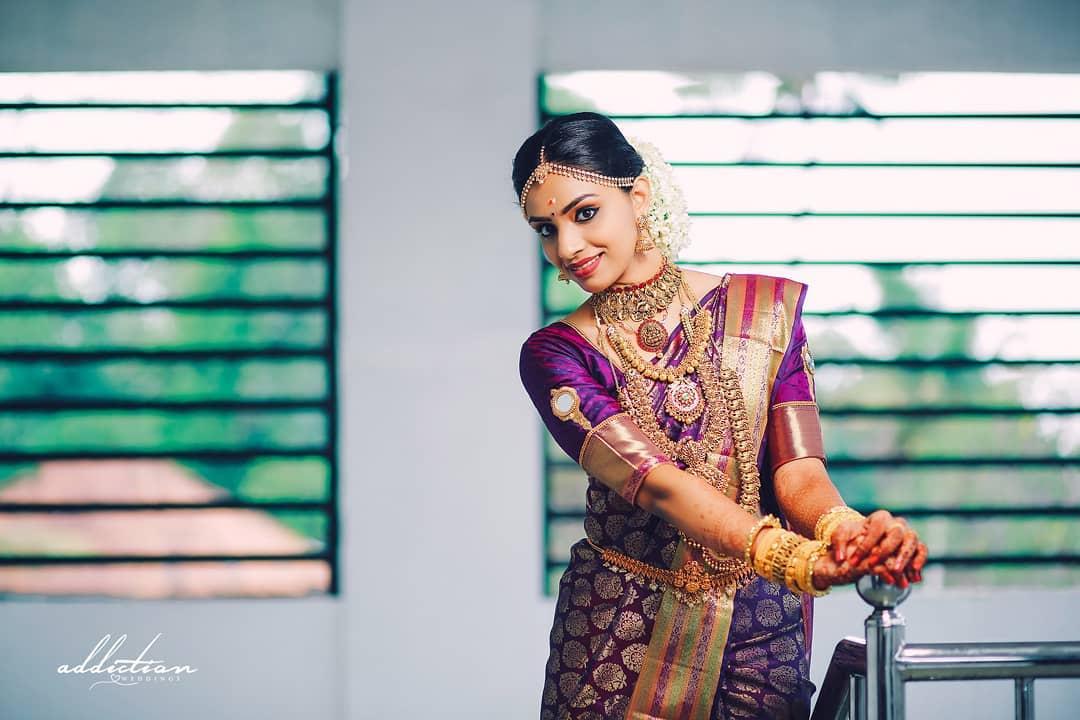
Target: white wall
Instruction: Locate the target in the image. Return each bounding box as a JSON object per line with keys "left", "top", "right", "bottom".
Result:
{"left": 0, "top": 1, "right": 1078, "bottom": 718}
{"left": 539, "top": 0, "right": 1080, "bottom": 74}
{"left": 0, "top": 0, "right": 340, "bottom": 71}
{"left": 339, "top": 0, "right": 543, "bottom": 716}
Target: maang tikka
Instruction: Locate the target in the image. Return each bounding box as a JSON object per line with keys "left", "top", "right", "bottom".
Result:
{"left": 523, "top": 143, "right": 639, "bottom": 286}
{"left": 519, "top": 145, "right": 638, "bottom": 220}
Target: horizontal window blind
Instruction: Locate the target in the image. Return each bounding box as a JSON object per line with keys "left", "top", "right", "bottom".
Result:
{"left": 537, "top": 71, "right": 1080, "bottom": 595}
{"left": 0, "top": 71, "right": 338, "bottom": 599}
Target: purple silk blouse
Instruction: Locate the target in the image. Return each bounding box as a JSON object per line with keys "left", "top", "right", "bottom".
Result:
{"left": 519, "top": 275, "right": 824, "bottom": 508}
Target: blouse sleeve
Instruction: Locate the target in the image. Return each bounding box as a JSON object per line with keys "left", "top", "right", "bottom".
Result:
{"left": 765, "top": 283, "right": 828, "bottom": 472}
{"left": 519, "top": 326, "right": 675, "bottom": 507}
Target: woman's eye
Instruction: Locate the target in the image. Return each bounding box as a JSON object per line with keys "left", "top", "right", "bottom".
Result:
{"left": 534, "top": 208, "right": 595, "bottom": 237}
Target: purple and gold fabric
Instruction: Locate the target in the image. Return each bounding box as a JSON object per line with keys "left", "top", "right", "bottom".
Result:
{"left": 520, "top": 273, "right": 825, "bottom": 719}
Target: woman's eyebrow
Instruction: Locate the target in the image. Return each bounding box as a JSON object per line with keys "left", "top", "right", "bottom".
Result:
{"left": 528, "top": 193, "right": 598, "bottom": 223}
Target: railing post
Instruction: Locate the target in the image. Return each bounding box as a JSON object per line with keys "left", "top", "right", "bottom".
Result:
{"left": 856, "top": 574, "right": 912, "bottom": 720}
{"left": 1014, "top": 678, "right": 1034, "bottom": 720}
{"left": 849, "top": 674, "right": 867, "bottom": 720}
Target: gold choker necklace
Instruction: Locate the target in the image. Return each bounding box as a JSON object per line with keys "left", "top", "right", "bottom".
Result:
{"left": 590, "top": 259, "right": 682, "bottom": 325}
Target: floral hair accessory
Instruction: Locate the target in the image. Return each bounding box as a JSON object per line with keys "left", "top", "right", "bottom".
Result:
{"left": 625, "top": 135, "right": 693, "bottom": 260}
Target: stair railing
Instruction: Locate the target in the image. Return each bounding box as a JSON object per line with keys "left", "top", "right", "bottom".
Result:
{"left": 810, "top": 575, "right": 1080, "bottom": 720}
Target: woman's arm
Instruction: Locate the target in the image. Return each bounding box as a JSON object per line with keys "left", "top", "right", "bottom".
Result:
{"left": 635, "top": 461, "right": 772, "bottom": 559}
{"left": 771, "top": 457, "right": 844, "bottom": 540}
{"left": 637, "top": 461, "right": 854, "bottom": 590}
{"left": 521, "top": 324, "right": 857, "bottom": 590}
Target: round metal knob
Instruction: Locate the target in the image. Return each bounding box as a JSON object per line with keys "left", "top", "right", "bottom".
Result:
{"left": 856, "top": 573, "right": 912, "bottom": 609}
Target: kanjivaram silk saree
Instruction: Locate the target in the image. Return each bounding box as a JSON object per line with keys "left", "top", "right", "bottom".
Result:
{"left": 520, "top": 273, "right": 826, "bottom": 719}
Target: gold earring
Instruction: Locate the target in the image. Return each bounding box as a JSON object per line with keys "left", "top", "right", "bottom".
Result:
{"left": 635, "top": 215, "right": 656, "bottom": 253}
{"left": 557, "top": 268, "right": 570, "bottom": 284}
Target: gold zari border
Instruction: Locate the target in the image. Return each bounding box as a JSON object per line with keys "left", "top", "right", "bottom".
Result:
{"left": 579, "top": 411, "right": 668, "bottom": 505}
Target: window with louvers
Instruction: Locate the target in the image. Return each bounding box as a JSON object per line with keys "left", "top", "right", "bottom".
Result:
{"left": 0, "top": 71, "right": 339, "bottom": 599}
{"left": 536, "top": 71, "right": 1080, "bottom": 596}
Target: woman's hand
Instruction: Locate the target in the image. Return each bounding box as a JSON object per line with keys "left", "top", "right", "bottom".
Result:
{"left": 842, "top": 510, "right": 928, "bottom": 588}
{"left": 811, "top": 545, "right": 866, "bottom": 591}
{"left": 824, "top": 518, "right": 866, "bottom": 566}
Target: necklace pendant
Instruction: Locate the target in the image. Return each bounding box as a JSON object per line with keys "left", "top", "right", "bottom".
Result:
{"left": 664, "top": 377, "right": 705, "bottom": 424}
{"left": 636, "top": 318, "right": 667, "bottom": 353}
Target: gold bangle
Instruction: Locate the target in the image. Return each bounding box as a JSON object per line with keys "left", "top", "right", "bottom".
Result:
{"left": 788, "top": 539, "right": 830, "bottom": 596}
{"left": 786, "top": 539, "right": 816, "bottom": 593}
{"left": 804, "top": 542, "right": 832, "bottom": 597}
{"left": 814, "top": 505, "right": 852, "bottom": 540}
{"left": 743, "top": 514, "right": 782, "bottom": 565}
{"left": 768, "top": 531, "right": 802, "bottom": 586}
{"left": 815, "top": 506, "right": 865, "bottom": 544}
{"left": 784, "top": 541, "right": 807, "bottom": 594}
{"left": 754, "top": 529, "right": 784, "bottom": 579}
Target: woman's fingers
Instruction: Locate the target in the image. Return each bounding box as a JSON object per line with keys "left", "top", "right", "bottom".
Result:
{"left": 829, "top": 519, "right": 863, "bottom": 563}
{"left": 816, "top": 526, "right": 930, "bottom": 590}
{"left": 910, "top": 542, "right": 928, "bottom": 576}
{"left": 886, "top": 529, "right": 919, "bottom": 573}
{"left": 814, "top": 552, "right": 861, "bottom": 590}
{"left": 848, "top": 510, "right": 890, "bottom": 564}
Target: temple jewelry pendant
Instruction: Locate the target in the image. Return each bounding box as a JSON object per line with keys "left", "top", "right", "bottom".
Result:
{"left": 664, "top": 376, "right": 705, "bottom": 424}
{"left": 636, "top": 318, "right": 667, "bottom": 353}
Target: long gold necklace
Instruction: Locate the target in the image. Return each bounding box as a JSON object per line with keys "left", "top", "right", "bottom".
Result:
{"left": 596, "top": 274, "right": 761, "bottom": 580}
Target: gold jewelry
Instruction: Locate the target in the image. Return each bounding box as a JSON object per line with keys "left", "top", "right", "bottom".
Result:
{"left": 635, "top": 215, "right": 656, "bottom": 253}
{"left": 605, "top": 303, "right": 711, "bottom": 383}
{"left": 591, "top": 257, "right": 683, "bottom": 325}
{"left": 663, "top": 377, "right": 705, "bottom": 424}
{"left": 607, "top": 276, "right": 763, "bottom": 585}
{"left": 800, "top": 541, "right": 832, "bottom": 597}
{"left": 588, "top": 272, "right": 773, "bottom": 605}
{"left": 607, "top": 314, "right": 709, "bottom": 383}
{"left": 604, "top": 287, "right": 738, "bottom": 497}
{"left": 749, "top": 529, "right": 833, "bottom": 597}
{"left": 587, "top": 537, "right": 754, "bottom": 607}
{"left": 519, "top": 145, "right": 637, "bottom": 219}
{"left": 768, "top": 531, "right": 802, "bottom": 586}
{"left": 754, "top": 529, "right": 785, "bottom": 580}
{"left": 787, "top": 538, "right": 825, "bottom": 594}
{"left": 743, "top": 514, "right": 782, "bottom": 564}
{"left": 550, "top": 386, "right": 592, "bottom": 431}
{"left": 611, "top": 278, "right": 756, "bottom": 508}
{"left": 814, "top": 505, "right": 866, "bottom": 544}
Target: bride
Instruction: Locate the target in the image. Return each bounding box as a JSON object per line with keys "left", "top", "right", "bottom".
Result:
{"left": 514, "top": 111, "right": 927, "bottom": 718}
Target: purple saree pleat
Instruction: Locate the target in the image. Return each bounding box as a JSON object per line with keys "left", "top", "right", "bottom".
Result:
{"left": 525, "top": 274, "right": 819, "bottom": 720}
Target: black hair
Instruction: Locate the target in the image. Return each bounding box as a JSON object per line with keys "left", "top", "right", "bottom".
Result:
{"left": 511, "top": 112, "right": 644, "bottom": 208}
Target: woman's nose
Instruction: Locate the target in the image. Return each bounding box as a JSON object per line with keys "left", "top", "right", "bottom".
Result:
{"left": 556, "top": 227, "right": 586, "bottom": 263}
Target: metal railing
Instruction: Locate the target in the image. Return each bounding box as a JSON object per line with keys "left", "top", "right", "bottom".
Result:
{"left": 811, "top": 575, "right": 1080, "bottom": 719}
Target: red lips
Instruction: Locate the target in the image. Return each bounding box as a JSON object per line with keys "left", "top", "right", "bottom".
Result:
{"left": 567, "top": 253, "right": 602, "bottom": 279}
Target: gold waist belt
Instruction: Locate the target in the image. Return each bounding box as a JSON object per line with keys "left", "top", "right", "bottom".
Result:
{"left": 586, "top": 537, "right": 757, "bottom": 607}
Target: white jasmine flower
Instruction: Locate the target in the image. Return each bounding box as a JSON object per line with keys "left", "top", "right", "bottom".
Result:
{"left": 626, "top": 136, "right": 693, "bottom": 261}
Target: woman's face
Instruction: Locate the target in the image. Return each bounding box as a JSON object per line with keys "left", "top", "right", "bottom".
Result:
{"left": 524, "top": 173, "right": 653, "bottom": 294}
